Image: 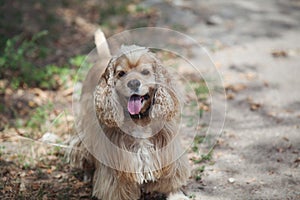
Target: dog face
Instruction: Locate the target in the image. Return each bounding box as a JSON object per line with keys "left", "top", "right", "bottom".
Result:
{"left": 114, "top": 52, "right": 156, "bottom": 117}
{"left": 94, "top": 45, "right": 179, "bottom": 127}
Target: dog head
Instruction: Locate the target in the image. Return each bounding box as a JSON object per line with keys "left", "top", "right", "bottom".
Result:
{"left": 94, "top": 45, "right": 179, "bottom": 127}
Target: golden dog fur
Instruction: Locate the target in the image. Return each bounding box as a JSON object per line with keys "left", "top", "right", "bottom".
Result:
{"left": 68, "top": 30, "right": 190, "bottom": 200}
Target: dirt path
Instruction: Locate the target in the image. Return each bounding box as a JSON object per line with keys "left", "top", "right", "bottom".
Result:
{"left": 194, "top": 30, "right": 300, "bottom": 200}
{"left": 1, "top": 0, "right": 300, "bottom": 199}
{"left": 157, "top": 0, "right": 300, "bottom": 199}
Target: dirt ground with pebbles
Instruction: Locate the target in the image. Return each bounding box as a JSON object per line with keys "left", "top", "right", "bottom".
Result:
{"left": 1, "top": 0, "right": 300, "bottom": 199}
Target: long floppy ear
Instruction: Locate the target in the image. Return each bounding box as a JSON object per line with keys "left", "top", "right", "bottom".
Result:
{"left": 94, "top": 59, "right": 124, "bottom": 127}
{"left": 150, "top": 56, "right": 180, "bottom": 121}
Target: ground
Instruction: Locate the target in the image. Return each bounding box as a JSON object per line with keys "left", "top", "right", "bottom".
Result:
{"left": 1, "top": 0, "right": 300, "bottom": 199}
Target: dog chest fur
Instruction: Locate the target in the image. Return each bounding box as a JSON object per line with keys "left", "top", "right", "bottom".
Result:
{"left": 132, "top": 139, "right": 157, "bottom": 184}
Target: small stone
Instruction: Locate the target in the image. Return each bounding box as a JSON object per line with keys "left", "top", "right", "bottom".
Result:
{"left": 228, "top": 177, "right": 235, "bottom": 183}
{"left": 40, "top": 132, "right": 60, "bottom": 143}
{"left": 206, "top": 15, "right": 223, "bottom": 26}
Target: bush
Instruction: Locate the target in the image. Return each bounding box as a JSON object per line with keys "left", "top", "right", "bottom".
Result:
{"left": 0, "top": 31, "right": 72, "bottom": 89}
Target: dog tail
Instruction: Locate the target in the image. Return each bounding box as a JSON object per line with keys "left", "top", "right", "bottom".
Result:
{"left": 95, "top": 28, "right": 111, "bottom": 58}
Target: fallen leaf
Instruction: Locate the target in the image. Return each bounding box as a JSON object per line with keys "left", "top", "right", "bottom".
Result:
{"left": 272, "top": 50, "right": 288, "bottom": 58}
{"left": 282, "top": 137, "right": 289, "bottom": 142}
{"left": 31, "top": 183, "right": 40, "bottom": 190}
{"left": 245, "top": 72, "right": 256, "bottom": 80}
{"left": 62, "top": 87, "right": 73, "bottom": 96}
{"left": 250, "top": 103, "right": 261, "bottom": 111}
{"left": 225, "top": 84, "right": 247, "bottom": 93}
{"left": 28, "top": 100, "right": 37, "bottom": 108}
{"left": 226, "top": 93, "right": 235, "bottom": 100}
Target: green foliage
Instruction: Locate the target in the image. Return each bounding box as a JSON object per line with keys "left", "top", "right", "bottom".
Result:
{"left": 0, "top": 145, "right": 5, "bottom": 157}
{"left": 172, "top": 23, "right": 187, "bottom": 32}
{"left": 191, "top": 151, "right": 213, "bottom": 164}
{"left": 0, "top": 31, "right": 48, "bottom": 70}
{"left": 194, "top": 135, "right": 205, "bottom": 144}
{"left": 194, "top": 165, "right": 205, "bottom": 181}
{"left": 99, "top": 0, "right": 130, "bottom": 20}
{"left": 26, "top": 102, "right": 54, "bottom": 132}
{"left": 192, "top": 135, "right": 205, "bottom": 152}
{"left": 69, "top": 55, "right": 86, "bottom": 68}
{"left": 0, "top": 31, "right": 73, "bottom": 89}
{"left": 39, "top": 64, "right": 72, "bottom": 89}
{"left": 189, "top": 80, "right": 209, "bottom": 101}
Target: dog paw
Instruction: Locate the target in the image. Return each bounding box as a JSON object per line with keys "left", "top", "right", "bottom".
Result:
{"left": 167, "top": 192, "right": 189, "bottom": 200}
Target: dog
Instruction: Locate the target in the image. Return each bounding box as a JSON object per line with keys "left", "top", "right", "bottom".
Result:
{"left": 68, "top": 29, "right": 190, "bottom": 200}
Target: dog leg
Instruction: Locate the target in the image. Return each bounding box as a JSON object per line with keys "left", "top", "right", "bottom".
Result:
{"left": 93, "top": 166, "right": 141, "bottom": 200}
{"left": 67, "top": 134, "right": 95, "bottom": 181}
{"left": 144, "top": 155, "right": 190, "bottom": 199}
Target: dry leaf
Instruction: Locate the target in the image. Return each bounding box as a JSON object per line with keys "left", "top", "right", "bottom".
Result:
{"left": 250, "top": 103, "right": 261, "bottom": 111}
{"left": 225, "top": 84, "right": 247, "bottom": 93}
{"left": 226, "top": 93, "right": 235, "bottom": 100}
{"left": 272, "top": 50, "right": 288, "bottom": 58}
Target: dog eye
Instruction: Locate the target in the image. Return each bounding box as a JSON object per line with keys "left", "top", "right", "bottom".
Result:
{"left": 141, "top": 69, "right": 150, "bottom": 75}
{"left": 117, "top": 71, "right": 126, "bottom": 78}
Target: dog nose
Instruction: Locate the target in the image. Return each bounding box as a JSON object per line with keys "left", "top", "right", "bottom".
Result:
{"left": 127, "top": 79, "right": 141, "bottom": 90}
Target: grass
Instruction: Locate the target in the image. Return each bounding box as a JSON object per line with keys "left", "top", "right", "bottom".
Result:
{"left": 185, "top": 78, "right": 213, "bottom": 182}
{"left": 189, "top": 194, "right": 196, "bottom": 199}
{"left": 190, "top": 133, "right": 214, "bottom": 182}
{"left": 0, "top": 31, "right": 78, "bottom": 90}
{"left": 194, "top": 165, "right": 205, "bottom": 181}
{"left": 191, "top": 135, "right": 205, "bottom": 153}
{"left": 191, "top": 151, "right": 213, "bottom": 182}
{"left": 183, "top": 79, "right": 209, "bottom": 126}
{"left": 189, "top": 80, "right": 209, "bottom": 101}
{"left": 25, "top": 102, "right": 54, "bottom": 132}
{"left": 191, "top": 151, "right": 213, "bottom": 164}
{"left": 0, "top": 145, "right": 5, "bottom": 157}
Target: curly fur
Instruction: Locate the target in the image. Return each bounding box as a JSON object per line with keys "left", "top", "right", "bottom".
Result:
{"left": 68, "top": 38, "right": 190, "bottom": 200}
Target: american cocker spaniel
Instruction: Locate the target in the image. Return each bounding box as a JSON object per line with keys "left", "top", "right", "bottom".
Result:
{"left": 69, "top": 30, "right": 190, "bottom": 200}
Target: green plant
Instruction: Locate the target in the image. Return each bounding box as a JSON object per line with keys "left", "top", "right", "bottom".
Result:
{"left": 99, "top": 0, "right": 130, "bottom": 20}
{"left": 191, "top": 151, "right": 213, "bottom": 164}
{"left": 192, "top": 135, "right": 205, "bottom": 152}
{"left": 189, "top": 194, "right": 196, "bottom": 199}
{"left": 189, "top": 80, "right": 209, "bottom": 101}
{"left": 69, "top": 55, "right": 86, "bottom": 68}
{"left": 0, "top": 145, "right": 5, "bottom": 157}
{"left": 38, "top": 64, "right": 72, "bottom": 89}
{"left": 26, "top": 102, "right": 54, "bottom": 132}
{"left": 0, "top": 30, "right": 48, "bottom": 72}
{"left": 0, "top": 31, "right": 74, "bottom": 89}
{"left": 194, "top": 165, "right": 205, "bottom": 181}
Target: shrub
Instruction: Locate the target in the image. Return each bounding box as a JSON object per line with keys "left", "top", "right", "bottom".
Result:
{"left": 0, "top": 31, "right": 71, "bottom": 89}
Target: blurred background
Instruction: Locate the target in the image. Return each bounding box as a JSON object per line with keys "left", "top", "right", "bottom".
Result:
{"left": 1, "top": 0, "right": 300, "bottom": 199}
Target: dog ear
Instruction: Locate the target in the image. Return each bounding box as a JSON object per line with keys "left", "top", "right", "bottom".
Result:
{"left": 150, "top": 57, "right": 180, "bottom": 121}
{"left": 94, "top": 59, "right": 124, "bottom": 127}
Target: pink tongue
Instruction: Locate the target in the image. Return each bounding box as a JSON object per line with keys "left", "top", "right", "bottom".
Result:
{"left": 128, "top": 96, "right": 142, "bottom": 115}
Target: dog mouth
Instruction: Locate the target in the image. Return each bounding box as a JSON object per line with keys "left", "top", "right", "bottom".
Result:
{"left": 127, "top": 93, "right": 150, "bottom": 115}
